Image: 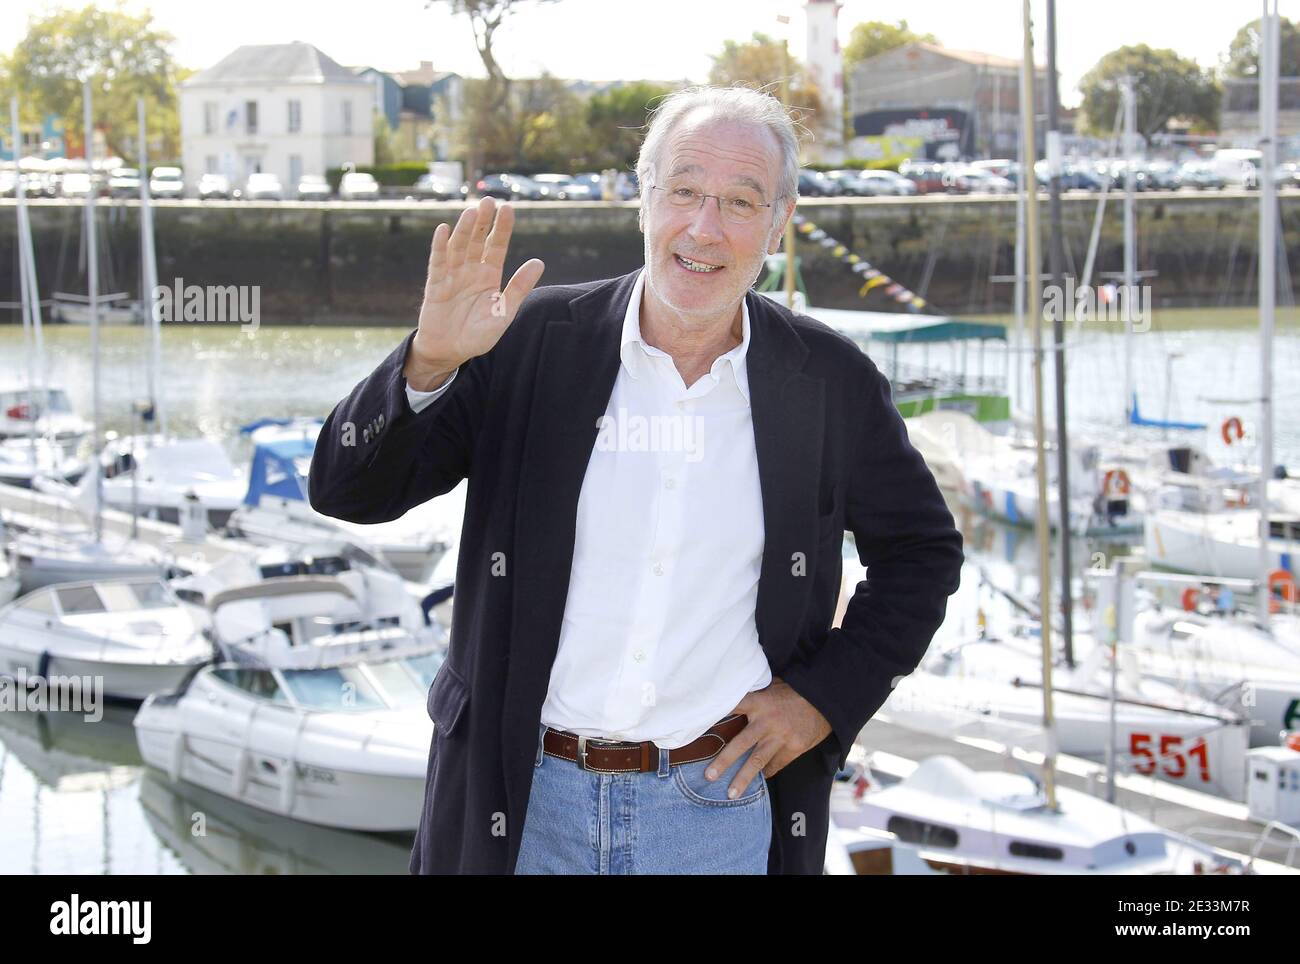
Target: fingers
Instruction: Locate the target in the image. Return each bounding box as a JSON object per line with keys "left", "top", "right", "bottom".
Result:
{"left": 704, "top": 721, "right": 757, "bottom": 784}
{"left": 464, "top": 195, "right": 496, "bottom": 264}
{"left": 445, "top": 203, "right": 478, "bottom": 270}
{"left": 482, "top": 201, "right": 516, "bottom": 268}
{"left": 500, "top": 258, "right": 545, "bottom": 318}
{"left": 425, "top": 221, "right": 450, "bottom": 290}
{"left": 726, "top": 743, "right": 773, "bottom": 800}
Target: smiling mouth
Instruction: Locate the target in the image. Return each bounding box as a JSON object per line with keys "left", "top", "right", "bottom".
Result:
{"left": 674, "top": 253, "right": 724, "bottom": 273}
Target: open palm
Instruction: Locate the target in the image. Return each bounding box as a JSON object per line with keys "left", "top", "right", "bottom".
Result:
{"left": 411, "top": 196, "right": 545, "bottom": 378}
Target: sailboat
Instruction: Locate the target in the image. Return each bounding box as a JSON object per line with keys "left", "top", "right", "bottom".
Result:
{"left": 10, "top": 86, "right": 180, "bottom": 590}
{"left": 0, "top": 100, "right": 89, "bottom": 490}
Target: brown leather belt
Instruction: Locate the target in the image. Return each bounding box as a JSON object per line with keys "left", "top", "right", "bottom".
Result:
{"left": 543, "top": 714, "right": 747, "bottom": 773}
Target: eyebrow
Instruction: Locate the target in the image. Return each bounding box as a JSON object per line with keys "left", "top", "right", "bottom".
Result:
{"left": 667, "top": 163, "right": 768, "bottom": 199}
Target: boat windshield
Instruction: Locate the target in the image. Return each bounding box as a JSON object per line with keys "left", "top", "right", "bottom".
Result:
{"left": 278, "top": 652, "right": 445, "bottom": 710}
{"left": 279, "top": 666, "right": 388, "bottom": 710}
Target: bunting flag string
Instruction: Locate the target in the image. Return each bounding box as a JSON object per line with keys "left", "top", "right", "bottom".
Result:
{"left": 792, "top": 214, "right": 928, "bottom": 311}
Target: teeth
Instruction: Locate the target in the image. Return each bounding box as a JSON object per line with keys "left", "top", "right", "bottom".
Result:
{"left": 677, "top": 254, "right": 721, "bottom": 272}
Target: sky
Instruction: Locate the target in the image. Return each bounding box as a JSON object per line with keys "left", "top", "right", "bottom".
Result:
{"left": 1, "top": 0, "right": 1293, "bottom": 107}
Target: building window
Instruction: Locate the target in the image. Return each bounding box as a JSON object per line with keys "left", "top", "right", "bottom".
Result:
{"left": 245, "top": 100, "right": 258, "bottom": 135}
{"left": 205, "top": 155, "right": 217, "bottom": 174}
{"left": 289, "top": 154, "right": 302, "bottom": 187}
{"left": 203, "top": 101, "right": 218, "bottom": 135}
{"left": 342, "top": 99, "right": 352, "bottom": 135}
{"left": 288, "top": 99, "right": 301, "bottom": 134}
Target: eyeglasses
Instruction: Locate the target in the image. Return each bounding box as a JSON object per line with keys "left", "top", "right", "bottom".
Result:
{"left": 647, "top": 183, "right": 776, "bottom": 224}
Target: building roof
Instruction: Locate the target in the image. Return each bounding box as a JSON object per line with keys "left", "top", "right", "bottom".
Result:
{"left": 867, "top": 41, "right": 1045, "bottom": 73}
{"left": 184, "top": 42, "right": 369, "bottom": 87}
{"left": 392, "top": 61, "right": 459, "bottom": 87}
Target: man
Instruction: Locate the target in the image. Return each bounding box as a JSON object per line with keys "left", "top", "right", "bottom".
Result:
{"left": 308, "top": 85, "right": 963, "bottom": 875}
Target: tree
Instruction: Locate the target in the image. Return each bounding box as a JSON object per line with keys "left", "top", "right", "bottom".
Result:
{"left": 1223, "top": 16, "right": 1300, "bottom": 78}
{"left": 1078, "top": 45, "right": 1219, "bottom": 138}
{"left": 583, "top": 82, "right": 673, "bottom": 171}
{"left": 5, "top": 4, "right": 186, "bottom": 162}
{"left": 842, "top": 19, "right": 937, "bottom": 73}
{"left": 708, "top": 32, "right": 821, "bottom": 146}
{"left": 424, "top": 0, "right": 562, "bottom": 175}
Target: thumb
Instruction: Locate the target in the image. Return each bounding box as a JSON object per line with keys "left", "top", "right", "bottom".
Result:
{"left": 500, "top": 258, "right": 545, "bottom": 319}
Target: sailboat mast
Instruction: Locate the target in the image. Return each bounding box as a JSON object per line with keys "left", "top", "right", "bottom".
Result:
{"left": 1122, "top": 78, "right": 1136, "bottom": 434}
{"left": 83, "top": 78, "right": 102, "bottom": 541}
{"left": 1045, "top": 0, "right": 1074, "bottom": 665}
{"left": 11, "top": 98, "right": 37, "bottom": 458}
{"left": 1259, "top": 0, "right": 1278, "bottom": 621}
{"left": 138, "top": 97, "right": 164, "bottom": 437}
{"left": 1021, "top": 0, "right": 1057, "bottom": 811}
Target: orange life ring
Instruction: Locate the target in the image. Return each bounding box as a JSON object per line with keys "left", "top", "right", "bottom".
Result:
{"left": 1221, "top": 416, "right": 1244, "bottom": 446}
{"left": 1268, "top": 569, "right": 1298, "bottom": 613}
{"left": 1181, "top": 587, "right": 1201, "bottom": 611}
{"left": 1103, "top": 468, "right": 1132, "bottom": 498}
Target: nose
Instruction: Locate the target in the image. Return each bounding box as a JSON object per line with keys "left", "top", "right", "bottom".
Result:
{"left": 685, "top": 193, "right": 726, "bottom": 244}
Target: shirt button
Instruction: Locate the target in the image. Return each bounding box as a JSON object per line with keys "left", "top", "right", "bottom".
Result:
{"left": 652, "top": 562, "right": 664, "bottom": 576}
{"left": 664, "top": 477, "right": 676, "bottom": 490}
{"left": 633, "top": 651, "right": 645, "bottom": 662}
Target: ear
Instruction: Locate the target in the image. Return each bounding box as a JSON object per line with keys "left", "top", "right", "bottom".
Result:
{"left": 767, "top": 197, "right": 797, "bottom": 255}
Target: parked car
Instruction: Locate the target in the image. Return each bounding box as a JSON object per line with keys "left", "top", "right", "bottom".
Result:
{"left": 475, "top": 173, "right": 514, "bottom": 199}
{"left": 824, "top": 169, "right": 876, "bottom": 196}
{"left": 1173, "top": 160, "right": 1225, "bottom": 191}
{"left": 1275, "top": 162, "right": 1300, "bottom": 189}
{"left": 59, "top": 171, "right": 94, "bottom": 198}
{"left": 505, "top": 174, "right": 545, "bottom": 200}
{"left": 108, "top": 167, "right": 142, "bottom": 198}
{"left": 407, "top": 173, "right": 468, "bottom": 201}
{"left": 339, "top": 172, "right": 380, "bottom": 201}
{"left": 1144, "top": 160, "right": 1180, "bottom": 191}
{"left": 197, "top": 173, "right": 233, "bottom": 200}
{"left": 296, "top": 174, "right": 332, "bottom": 201}
{"left": 243, "top": 172, "right": 284, "bottom": 201}
{"left": 149, "top": 166, "right": 185, "bottom": 199}
{"left": 853, "top": 170, "right": 918, "bottom": 196}
{"left": 1211, "top": 148, "right": 1260, "bottom": 189}
{"left": 898, "top": 160, "right": 947, "bottom": 194}
{"left": 797, "top": 169, "right": 841, "bottom": 196}
{"left": 532, "top": 173, "right": 576, "bottom": 200}
{"left": 948, "top": 166, "right": 1014, "bottom": 194}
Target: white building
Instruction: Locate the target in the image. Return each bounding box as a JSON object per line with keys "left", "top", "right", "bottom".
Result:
{"left": 804, "top": 0, "right": 845, "bottom": 164}
{"left": 180, "top": 42, "right": 374, "bottom": 194}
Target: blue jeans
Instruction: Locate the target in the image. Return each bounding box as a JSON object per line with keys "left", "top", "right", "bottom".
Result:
{"left": 514, "top": 723, "right": 772, "bottom": 874}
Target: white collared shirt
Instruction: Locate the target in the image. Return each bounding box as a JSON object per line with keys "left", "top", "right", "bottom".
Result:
{"left": 542, "top": 268, "right": 770, "bottom": 748}
{"left": 405, "top": 270, "right": 772, "bottom": 749}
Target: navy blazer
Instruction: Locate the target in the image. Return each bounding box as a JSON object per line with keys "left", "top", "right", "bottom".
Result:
{"left": 308, "top": 268, "right": 963, "bottom": 874}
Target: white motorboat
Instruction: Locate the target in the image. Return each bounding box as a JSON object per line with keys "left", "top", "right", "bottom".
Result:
{"left": 0, "top": 435, "right": 86, "bottom": 488}
{"left": 1144, "top": 507, "right": 1300, "bottom": 578}
{"left": 9, "top": 522, "right": 182, "bottom": 591}
{"left": 0, "top": 384, "right": 90, "bottom": 447}
{"left": 907, "top": 411, "right": 1143, "bottom": 536}
{"left": 225, "top": 423, "right": 463, "bottom": 581}
{"left": 0, "top": 577, "right": 211, "bottom": 700}
{"left": 134, "top": 552, "right": 448, "bottom": 832}
{"left": 824, "top": 753, "right": 1254, "bottom": 875}
{"left": 97, "top": 434, "right": 246, "bottom": 529}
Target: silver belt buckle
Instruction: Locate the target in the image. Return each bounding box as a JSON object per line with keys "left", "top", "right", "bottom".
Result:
{"left": 576, "top": 734, "right": 590, "bottom": 770}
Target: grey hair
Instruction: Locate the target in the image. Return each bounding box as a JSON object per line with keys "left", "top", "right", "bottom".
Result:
{"left": 635, "top": 85, "right": 801, "bottom": 221}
